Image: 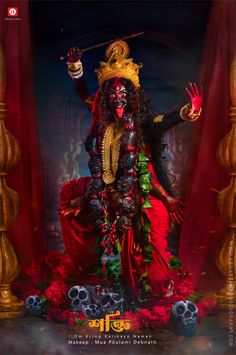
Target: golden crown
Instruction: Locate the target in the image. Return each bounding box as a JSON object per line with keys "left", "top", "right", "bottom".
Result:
{"left": 95, "top": 40, "right": 142, "bottom": 89}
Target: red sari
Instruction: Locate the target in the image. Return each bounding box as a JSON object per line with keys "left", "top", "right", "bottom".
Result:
{"left": 60, "top": 154, "right": 178, "bottom": 299}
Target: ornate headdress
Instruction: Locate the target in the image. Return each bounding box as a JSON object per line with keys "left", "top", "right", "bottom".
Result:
{"left": 95, "top": 40, "right": 142, "bottom": 89}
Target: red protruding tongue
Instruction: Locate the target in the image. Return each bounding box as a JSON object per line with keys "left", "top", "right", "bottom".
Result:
{"left": 116, "top": 107, "right": 124, "bottom": 119}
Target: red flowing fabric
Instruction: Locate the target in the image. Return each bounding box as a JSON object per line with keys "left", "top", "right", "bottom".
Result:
{"left": 0, "top": 1, "right": 47, "bottom": 268}
{"left": 60, "top": 177, "right": 97, "bottom": 272}
{"left": 179, "top": 0, "right": 236, "bottom": 289}
{"left": 60, "top": 161, "right": 178, "bottom": 297}
{"left": 120, "top": 156, "right": 172, "bottom": 296}
{"left": 121, "top": 195, "right": 171, "bottom": 296}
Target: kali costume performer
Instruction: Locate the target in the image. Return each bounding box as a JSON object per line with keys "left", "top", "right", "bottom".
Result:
{"left": 60, "top": 41, "right": 203, "bottom": 301}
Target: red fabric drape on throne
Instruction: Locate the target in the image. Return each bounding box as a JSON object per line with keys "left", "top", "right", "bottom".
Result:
{"left": 179, "top": 0, "right": 236, "bottom": 290}
{"left": 0, "top": 0, "right": 47, "bottom": 269}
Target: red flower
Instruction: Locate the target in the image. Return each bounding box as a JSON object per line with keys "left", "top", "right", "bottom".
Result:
{"left": 152, "top": 306, "right": 170, "bottom": 327}
{"left": 44, "top": 280, "right": 68, "bottom": 308}
{"left": 177, "top": 277, "right": 194, "bottom": 296}
{"left": 122, "top": 306, "right": 172, "bottom": 330}
{"left": 77, "top": 311, "right": 86, "bottom": 321}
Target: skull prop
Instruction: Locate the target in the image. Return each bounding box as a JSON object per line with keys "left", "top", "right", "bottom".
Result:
{"left": 101, "top": 293, "right": 124, "bottom": 314}
{"left": 25, "top": 295, "right": 43, "bottom": 316}
{"left": 90, "top": 285, "right": 107, "bottom": 305}
{"left": 83, "top": 303, "right": 102, "bottom": 319}
{"left": 68, "top": 286, "right": 91, "bottom": 312}
{"left": 171, "top": 300, "right": 198, "bottom": 337}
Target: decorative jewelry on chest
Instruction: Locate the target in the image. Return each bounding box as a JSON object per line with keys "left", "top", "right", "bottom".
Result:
{"left": 101, "top": 123, "right": 123, "bottom": 184}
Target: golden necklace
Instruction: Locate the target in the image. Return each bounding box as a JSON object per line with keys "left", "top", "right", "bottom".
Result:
{"left": 101, "top": 122, "right": 123, "bottom": 184}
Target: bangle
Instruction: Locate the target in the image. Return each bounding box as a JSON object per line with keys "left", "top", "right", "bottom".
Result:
{"left": 67, "top": 59, "right": 83, "bottom": 79}
{"left": 180, "top": 103, "right": 202, "bottom": 122}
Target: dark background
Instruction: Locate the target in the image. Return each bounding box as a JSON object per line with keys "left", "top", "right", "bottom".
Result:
{"left": 28, "top": 0, "right": 212, "bottom": 250}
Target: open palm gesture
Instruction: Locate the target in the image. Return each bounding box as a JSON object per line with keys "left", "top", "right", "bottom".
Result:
{"left": 186, "top": 82, "right": 203, "bottom": 116}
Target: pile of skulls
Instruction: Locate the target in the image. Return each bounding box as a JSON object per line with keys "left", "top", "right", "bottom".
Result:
{"left": 68, "top": 284, "right": 124, "bottom": 319}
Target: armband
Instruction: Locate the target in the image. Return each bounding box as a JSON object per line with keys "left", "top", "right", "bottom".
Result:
{"left": 180, "top": 103, "right": 202, "bottom": 122}
{"left": 67, "top": 59, "right": 83, "bottom": 79}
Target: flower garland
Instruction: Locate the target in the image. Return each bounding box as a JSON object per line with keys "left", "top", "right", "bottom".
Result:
{"left": 85, "top": 112, "right": 139, "bottom": 278}
{"left": 85, "top": 99, "right": 157, "bottom": 296}
{"left": 135, "top": 144, "right": 154, "bottom": 302}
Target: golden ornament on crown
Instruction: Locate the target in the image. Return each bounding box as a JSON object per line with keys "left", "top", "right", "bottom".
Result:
{"left": 95, "top": 40, "right": 142, "bottom": 89}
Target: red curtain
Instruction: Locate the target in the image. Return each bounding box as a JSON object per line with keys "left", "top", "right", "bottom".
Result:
{"left": 0, "top": 1, "right": 47, "bottom": 269}
{"left": 179, "top": 0, "right": 236, "bottom": 289}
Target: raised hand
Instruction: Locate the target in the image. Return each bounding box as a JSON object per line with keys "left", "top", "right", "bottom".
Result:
{"left": 151, "top": 181, "right": 185, "bottom": 225}
{"left": 60, "top": 195, "right": 84, "bottom": 217}
{"left": 185, "top": 82, "right": 203, "bottom": 116}
{"left": 164, "top": 196, "right": 185, "bottom": 225}
{"left": 66, "top": 47, "right": 83, "bottom": 79}
{"left": 67, "top": 47, "right": 82, "bottom": 63}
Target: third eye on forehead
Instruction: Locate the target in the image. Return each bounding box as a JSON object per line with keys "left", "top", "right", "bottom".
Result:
{"left": 108, "top": 87, "right": 127, "bottom": 95}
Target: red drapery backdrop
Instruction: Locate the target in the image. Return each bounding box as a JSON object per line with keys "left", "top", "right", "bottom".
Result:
{"left": 1, "top": 0, "right": 235, "bottom": 291}
{"left": 179, "top": 0, "right": 236, "bottom": 289}
{"left": 0, "top": 0, "right": 47, "bottom": 269}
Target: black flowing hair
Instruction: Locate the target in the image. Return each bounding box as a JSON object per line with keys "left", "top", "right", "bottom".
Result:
{"left": 138, "top": 88, "right": 173, "bottom": 194}
{"left": 91, "top": 77, "right": 173, "bottom": 194}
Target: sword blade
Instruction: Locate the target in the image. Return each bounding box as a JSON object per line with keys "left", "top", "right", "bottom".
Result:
{"left": 82, "top": 31, "right": 144, "bottom": 53}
